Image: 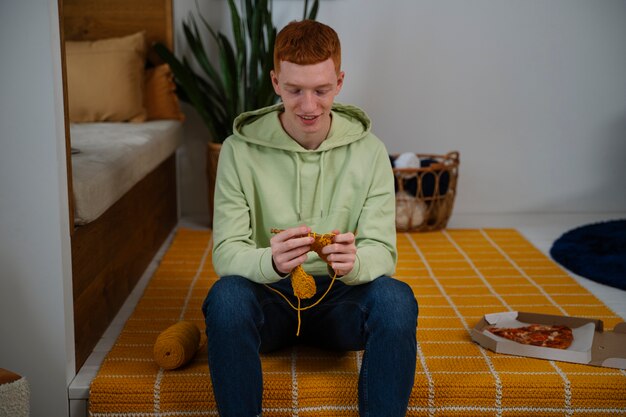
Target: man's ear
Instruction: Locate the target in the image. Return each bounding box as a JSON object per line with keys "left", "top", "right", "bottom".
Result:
{"left": 270, "top": 70, "right": 281, "bottom": 96}
{"left": 336, "top": 71, "right": 345, "bottom": 94}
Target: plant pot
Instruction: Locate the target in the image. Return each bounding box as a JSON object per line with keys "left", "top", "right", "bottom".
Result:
{"left": 206, "top": 142, "right": 222, "bottom": 227}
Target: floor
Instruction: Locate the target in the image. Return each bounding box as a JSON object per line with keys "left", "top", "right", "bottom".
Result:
{"left": 68, "top": 212, "right": 626, "bottom": 417}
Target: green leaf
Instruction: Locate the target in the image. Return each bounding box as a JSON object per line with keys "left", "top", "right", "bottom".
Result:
{"left": 244, "top": 0, "right": 254, "bottom": 35}
{"left": 257, "top": 22, "right": 276, "bottom": 108}
{"left": 227, "top": 0, "right": 244, "bottom": 61}
{"left": 248, "top": 0, "right": 266, "bottom": 108}
{"left": 307, "top": 0, "right": 319, "bottom": 20}
{"left": 184, "top": 18, "right": 225, "bottom": 99}
{"left": 217, "top": 33, "right": 239, "bottom": 117}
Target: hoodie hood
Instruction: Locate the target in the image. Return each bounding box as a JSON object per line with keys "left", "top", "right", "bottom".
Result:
{"left": 230, "top": 102, "right": 373, "bottom": 222}
{"left": 232, "top": 102, "right": 371, "bottom": 152}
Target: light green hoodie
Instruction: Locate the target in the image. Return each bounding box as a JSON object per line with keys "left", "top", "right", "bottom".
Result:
{"left": 212, "top": 102, "right": 397, "bottom": 285}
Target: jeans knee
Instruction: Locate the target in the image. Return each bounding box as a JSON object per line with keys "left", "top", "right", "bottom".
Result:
{"left": 202, "top": 276, "right": 259, "bottom": 332}
{"left": 369, "top": 277, "right": 418, "bottom": 332}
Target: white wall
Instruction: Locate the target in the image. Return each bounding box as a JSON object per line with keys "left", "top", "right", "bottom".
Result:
{"left": 0, "top": 1, "right": 74, "bottom": 417}
{"left": 174, "top": 0, "right": 626, "bottom": 217}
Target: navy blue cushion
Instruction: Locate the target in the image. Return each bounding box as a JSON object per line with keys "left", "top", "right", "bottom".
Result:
{"left": 550, "top": 220, "right": 626, "bottom": 290}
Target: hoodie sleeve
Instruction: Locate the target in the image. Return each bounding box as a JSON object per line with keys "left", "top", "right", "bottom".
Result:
{"left": 211, "top": 139, "right": 284, "bottom": 284}
{"left": 340, "top": 139, "right": 397, "bottom": 285}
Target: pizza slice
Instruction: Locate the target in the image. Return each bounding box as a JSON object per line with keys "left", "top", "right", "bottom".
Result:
{"left": 487, "top": 323, "right": 573, "bottom": 349}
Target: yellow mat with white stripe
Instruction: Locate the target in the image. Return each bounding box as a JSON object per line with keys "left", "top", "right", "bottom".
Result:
{"left": 89, "top": 229, "right": 626, "bottom": 416}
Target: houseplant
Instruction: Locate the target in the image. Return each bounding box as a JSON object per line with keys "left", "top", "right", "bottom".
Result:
{"left": 154, "top": 0, "right": 319, "bottom": 225}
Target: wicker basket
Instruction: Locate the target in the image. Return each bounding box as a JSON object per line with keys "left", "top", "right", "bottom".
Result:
{"left": 392, "top": 151, "right": 460, "bottom": 232}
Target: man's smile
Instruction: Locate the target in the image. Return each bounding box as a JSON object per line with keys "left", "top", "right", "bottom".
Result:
{"left": 298, "top": 114, "right": 321, "bottom": 124}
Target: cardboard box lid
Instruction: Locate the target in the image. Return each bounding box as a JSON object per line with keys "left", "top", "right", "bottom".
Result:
{"left": 471, "top": 311, "right": 626, "bottom": 369}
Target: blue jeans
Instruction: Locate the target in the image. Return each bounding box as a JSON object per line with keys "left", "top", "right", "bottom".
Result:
{"left": 202, "top": 274, "right": 418, "bottom": 417}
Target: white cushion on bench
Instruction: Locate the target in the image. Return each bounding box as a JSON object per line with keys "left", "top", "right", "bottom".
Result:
{"left": 70, "top": 120, "right": 182, "bottom": 225}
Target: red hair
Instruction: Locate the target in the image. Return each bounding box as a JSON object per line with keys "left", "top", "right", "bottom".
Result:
{"left": 274, "top": 20, "right": 341, "bottom": 75}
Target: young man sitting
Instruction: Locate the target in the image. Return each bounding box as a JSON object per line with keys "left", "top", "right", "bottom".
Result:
{"left": 202, "top": 19, "right": 418, "bottom": 417}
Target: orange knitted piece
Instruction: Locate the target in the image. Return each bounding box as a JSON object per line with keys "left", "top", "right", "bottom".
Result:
{"left": 268, "top": 229, "right": 337, "bottom": 335}
{"left": 269, "top": 229, "right": 336, "bottom": 299}
{"left": 292, "top": 232, "right": 336, "bottom": 299}
{"left": 311, "top": 233, "right": 335, "bottom": 263}
{"left": 291, "top": 265, "right": 316, "bottom": 299}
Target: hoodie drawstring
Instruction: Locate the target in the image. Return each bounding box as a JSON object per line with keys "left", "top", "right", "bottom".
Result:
{"left": 295, "top": 154, "right": 302, "bottom": 221}
{"left": 319, "top": 151, "right": 326, "bottom": 218}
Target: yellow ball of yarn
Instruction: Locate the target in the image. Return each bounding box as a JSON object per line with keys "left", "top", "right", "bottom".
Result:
{"left": 153, "top": 321, "right": 203, "bottom": 370}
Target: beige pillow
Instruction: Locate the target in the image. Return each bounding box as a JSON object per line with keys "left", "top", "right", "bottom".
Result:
{"left": 66, "top": 32, "right": 147, "bottom": 122}
{"left": 144, "top": 64, "right": 185, "bottom": 121}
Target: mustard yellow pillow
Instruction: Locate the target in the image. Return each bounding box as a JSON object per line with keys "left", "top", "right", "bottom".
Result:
{"left": 66, "top": 32, "right": 147, "bottom": 123}
{"left": 144, "top": 64, "right": 185, "bottom": 121}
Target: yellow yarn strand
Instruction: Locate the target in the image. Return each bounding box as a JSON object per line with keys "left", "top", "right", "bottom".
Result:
{"left": 264, "top": 270, "right": 338, "bottom": 336}
{"left": 297, "top": 297, "right": 302, "bottom": 336}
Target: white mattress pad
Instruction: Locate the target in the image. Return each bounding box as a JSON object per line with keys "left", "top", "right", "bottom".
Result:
{"left": 70, "top": 120, "right": 182, "bottom": 225}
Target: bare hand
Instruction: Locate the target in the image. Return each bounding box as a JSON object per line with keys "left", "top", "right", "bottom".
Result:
{"left": 321, "top": 229, "right": 357, "bottom": 276}
{"left": 270, "top": 226, "right": 314, "bottom": 275}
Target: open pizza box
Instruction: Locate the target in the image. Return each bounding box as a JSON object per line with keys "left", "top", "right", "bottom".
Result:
{"left": 471, "top": 311, "right": 626, "bottom": 369}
